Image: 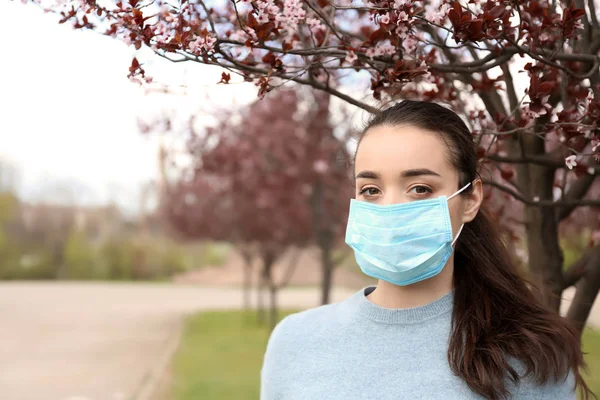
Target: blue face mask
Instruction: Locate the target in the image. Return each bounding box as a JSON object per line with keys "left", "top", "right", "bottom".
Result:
{"left": 345, "top": 182, "right": 471, "bottom": 286}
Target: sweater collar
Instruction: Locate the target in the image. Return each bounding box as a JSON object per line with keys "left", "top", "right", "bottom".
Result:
{"left": 351, "top": 286, "right": 454, "bottom": 324}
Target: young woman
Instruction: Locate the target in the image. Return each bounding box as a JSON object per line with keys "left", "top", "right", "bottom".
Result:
{"left": 260, "top": 100, "right": 591, "bottom": 399}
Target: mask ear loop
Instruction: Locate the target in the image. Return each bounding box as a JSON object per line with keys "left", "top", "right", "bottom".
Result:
{"left": 448, "top": 182, "right": 472, "bottom": 246}
{"left": 448, "top": 181, "right": 472, "bottom": 201}
{"left": 452, "top": 224, "right": 465, "bottom": 246}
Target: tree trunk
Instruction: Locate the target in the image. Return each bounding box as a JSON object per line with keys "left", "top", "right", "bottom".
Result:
{"left": 320, "top": 244, "right": 334, "bottom": 305}
{"left": 269, "top": 284, "right": 278, "bottom": 331}
{"left": 240, "top": 250, "right": 253, "bottom": 311}
{"left": 524, "top": 204, "right": 565, "bottom": 312}
{"left": 522, "top": 166, "right": 565, "bottom": 312}
{"left": 243, "top": 263, "right": 252, "bottom": 311}
{"left": 256, "top": 273, "right": 266, "bottom": 325}
{"left": 566, "top": 246, "right": 600, "bottom": 334}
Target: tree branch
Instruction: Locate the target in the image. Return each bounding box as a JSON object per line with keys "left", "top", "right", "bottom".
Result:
{"left": 431, "top": 52, "right": 514, "bottom": 73}
{"left": 486, "top": 153, "right": 564, "bottom": 168}
{"left": 557, "top": 174, "right": 597, "bottom": 221}
{"left": 483, "top": 179, "right": 600, "bottom": 207}
{"left": 562, "top": 246, "right": 595, "bottom": 290}
{"left": 500, "top": 64, "right": 520, "bottom": 118}
{"left": 217, "top": 50, "right": 379, "bottom": 113}
{"left": 486, "top": 153, "right": 600, "bottom": 173}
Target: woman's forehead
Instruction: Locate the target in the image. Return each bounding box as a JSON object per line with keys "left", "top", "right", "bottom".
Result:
{"left": 355, "top": 125, "right": 454, "bottom": 176}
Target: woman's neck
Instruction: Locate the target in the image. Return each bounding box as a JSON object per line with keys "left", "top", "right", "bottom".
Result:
{"left": 367, "top": 259, "right": 455, "bottom": 309}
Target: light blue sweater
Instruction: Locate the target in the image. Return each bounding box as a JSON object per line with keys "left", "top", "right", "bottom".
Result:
{"left": 260, "top": 287, "right": 575, "bottom": 399}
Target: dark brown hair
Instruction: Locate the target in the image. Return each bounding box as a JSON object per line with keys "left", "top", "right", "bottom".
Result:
{"left": 356, "top": 100, "right": 591, "bottom": 400}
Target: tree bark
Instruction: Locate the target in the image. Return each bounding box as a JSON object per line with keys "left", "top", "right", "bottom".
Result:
{"left": 320, "top": 244, "right": 334, "bottom": 305}
{"left": 523, "top": 166, "right": 565, "bottom": 312}
{"left": 240, "top": 250, "right": 253, "bottom": 311}
{"left": 566, "top": 245, "right": 600, "bottom": 334}
{"left": 269, "top": 284, "right": 279, "bottom": 331}
{"left": 256, "top": 273, "right": 266, "bottom": 325}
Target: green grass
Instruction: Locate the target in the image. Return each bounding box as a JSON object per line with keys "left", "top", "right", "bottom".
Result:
{"left": 172, "top": 311, "right": 295, "bottom": 400}
{"left": 172, "top": 311, "right": 600, "bottom": 400}
{"left": 583, "top": 328, "right": 600, "bottom": 396}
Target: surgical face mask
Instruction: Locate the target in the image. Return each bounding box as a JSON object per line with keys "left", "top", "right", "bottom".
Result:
{"left": 345, "top": 182, "right": 471, "bottom": 287}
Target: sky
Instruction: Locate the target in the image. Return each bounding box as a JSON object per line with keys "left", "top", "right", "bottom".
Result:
{"left": 0, "top": 2, "right": 258, "bottom": 214}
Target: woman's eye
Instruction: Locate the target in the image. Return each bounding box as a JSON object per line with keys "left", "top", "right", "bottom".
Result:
{"left": 359, "top": 187, "right": 380, "bottom": 196}
{"left": 410, "top": 185, "right": 432, "bottom": 195}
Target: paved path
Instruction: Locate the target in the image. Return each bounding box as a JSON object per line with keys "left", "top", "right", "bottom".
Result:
{"left": 0, "top": 282, "right": 353, "bottom": 400}
{"left": 0, "top": 283, "right": 597, "bottom": 400}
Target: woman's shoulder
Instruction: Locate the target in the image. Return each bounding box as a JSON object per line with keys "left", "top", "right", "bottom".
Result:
{"left": 266, "top": 302, "right": 345, "bottom": 348}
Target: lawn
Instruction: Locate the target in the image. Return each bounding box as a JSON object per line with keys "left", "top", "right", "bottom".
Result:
{"left": 171, "top": 311, "right": 600, "bottom": 400}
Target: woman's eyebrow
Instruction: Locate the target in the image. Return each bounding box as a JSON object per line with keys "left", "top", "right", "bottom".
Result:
{"left": 355, "top": 170, "right": 380, "bottom": 179}
{"left": 401, "top": 168, "right": 441, "bottom": 178}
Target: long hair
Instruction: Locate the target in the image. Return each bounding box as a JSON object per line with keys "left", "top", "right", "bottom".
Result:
{"left": 355, "top": 100, "right": 591, "bottom": 400}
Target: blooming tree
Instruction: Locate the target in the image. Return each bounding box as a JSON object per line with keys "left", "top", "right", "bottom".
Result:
{"left": 32, "top": 0, "right": 600, "bottom": 332}
{"left": 157, "top": 88, "right": 351, "bottom": 326}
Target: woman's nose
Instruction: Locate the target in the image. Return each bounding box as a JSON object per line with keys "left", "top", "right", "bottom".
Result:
{"left": 381, "top": 191, "right": 406, "bottom": 206}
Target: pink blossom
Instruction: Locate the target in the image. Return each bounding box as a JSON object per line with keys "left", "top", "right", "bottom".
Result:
{"left": 522, "top": 105, "right": 546, "bottom": 119}
{"left": 313, "top": 160, "right": 329, "bottom": 174}
{"left": 256, "top": 10, "right": 270, "bottom": 24}
{"left": 425, "top": 4, "right": 450, "bottom": 24}
{"left": 592, "top": 138, "right": 600, "bottom": 152}
{"left": 307, "top": 17, "right": 324, "bottom": 34}
{"left": 345, "top": 51, "right": 358, "bottom": 64}
{"left": 380, "top": 13, "right": 391, "bottom": 25}
{"left": 403, "top": 36, "right": 418, "bottom": 53}
{"left": 394, "top": 0, "right": 410, "bottom": 8}
{"left": 189, "top": 35, "right": 217, "bottom": 54}
{"left": 565, "top": 155, "right": 577, "bottom": 170}
{"left": 374, "top": 42, "right": 396, "bottom": 57}
{"left": 277, "top": 0, "right": 306, "bottom": 31}
{"left": 539, "top": 32, "right": 551, "bottom": 41}
{"left": 398, "top": 11, "right": 409, "bottom": 22}
{"left": 366, "top": 48, "right": 377, "bottom": 59}
{"left": 267, "top": 4, "right": 281, "bottom": 14}
{"left": 229, "top": 30, "right": 248, "bottom": 42}
{"left": 574, "top": 20, "right": 584, "bottom": 30}
{"left": 395, "top": 24, "right": 409, "bottom": 39}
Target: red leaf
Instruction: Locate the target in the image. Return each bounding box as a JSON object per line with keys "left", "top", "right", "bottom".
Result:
{"left": 262, "top": 52, "right": 277, "bottom": 65}
{"left": 571, "top": 9, "right": 586, "bottom": 19}
{"left": 282, "top": 41, "right": 293, "bottom": 52}
{"left": 448, "top": 3, "right": 462, "bottom": 27}
{"left": 134, "top": 41, "right": 142, "bottom": 50}
{"left": 219, "top": 72, "right": 231, "bottom": 84}
{"left": 369, "top": 28, "right": 387, "bottom": 44}
{"left": 539, "top": 81, "right": 555, "bottom": 95}
{"left": 500, "top": 168, "right": 514, "bottom": 180}
{"left": 476, "top": 146, "right": 486, "bottom": 159}
{"left": 247, "top": 12, "right": 258, "bottom": 29}
{"left": 488, "top": 5, "right": 506, "bottom": 19}
{"left": 317, "top": 0, "right": 328, "bottom": 7}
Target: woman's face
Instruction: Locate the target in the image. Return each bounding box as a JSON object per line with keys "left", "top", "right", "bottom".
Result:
{"left": 354, "top": 124, "right": 481, "bottom": 234}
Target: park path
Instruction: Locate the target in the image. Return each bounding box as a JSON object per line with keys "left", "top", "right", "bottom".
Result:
{"left": 0, "top": 282, "right": 353, "bottom": 400}
{"left": 0, "top": 282, "right": 597, "bottom": 400}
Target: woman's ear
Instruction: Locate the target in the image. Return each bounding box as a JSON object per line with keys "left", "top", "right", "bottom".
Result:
{"left": 462, "top": 179, "right": 483, "bottom": 223}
